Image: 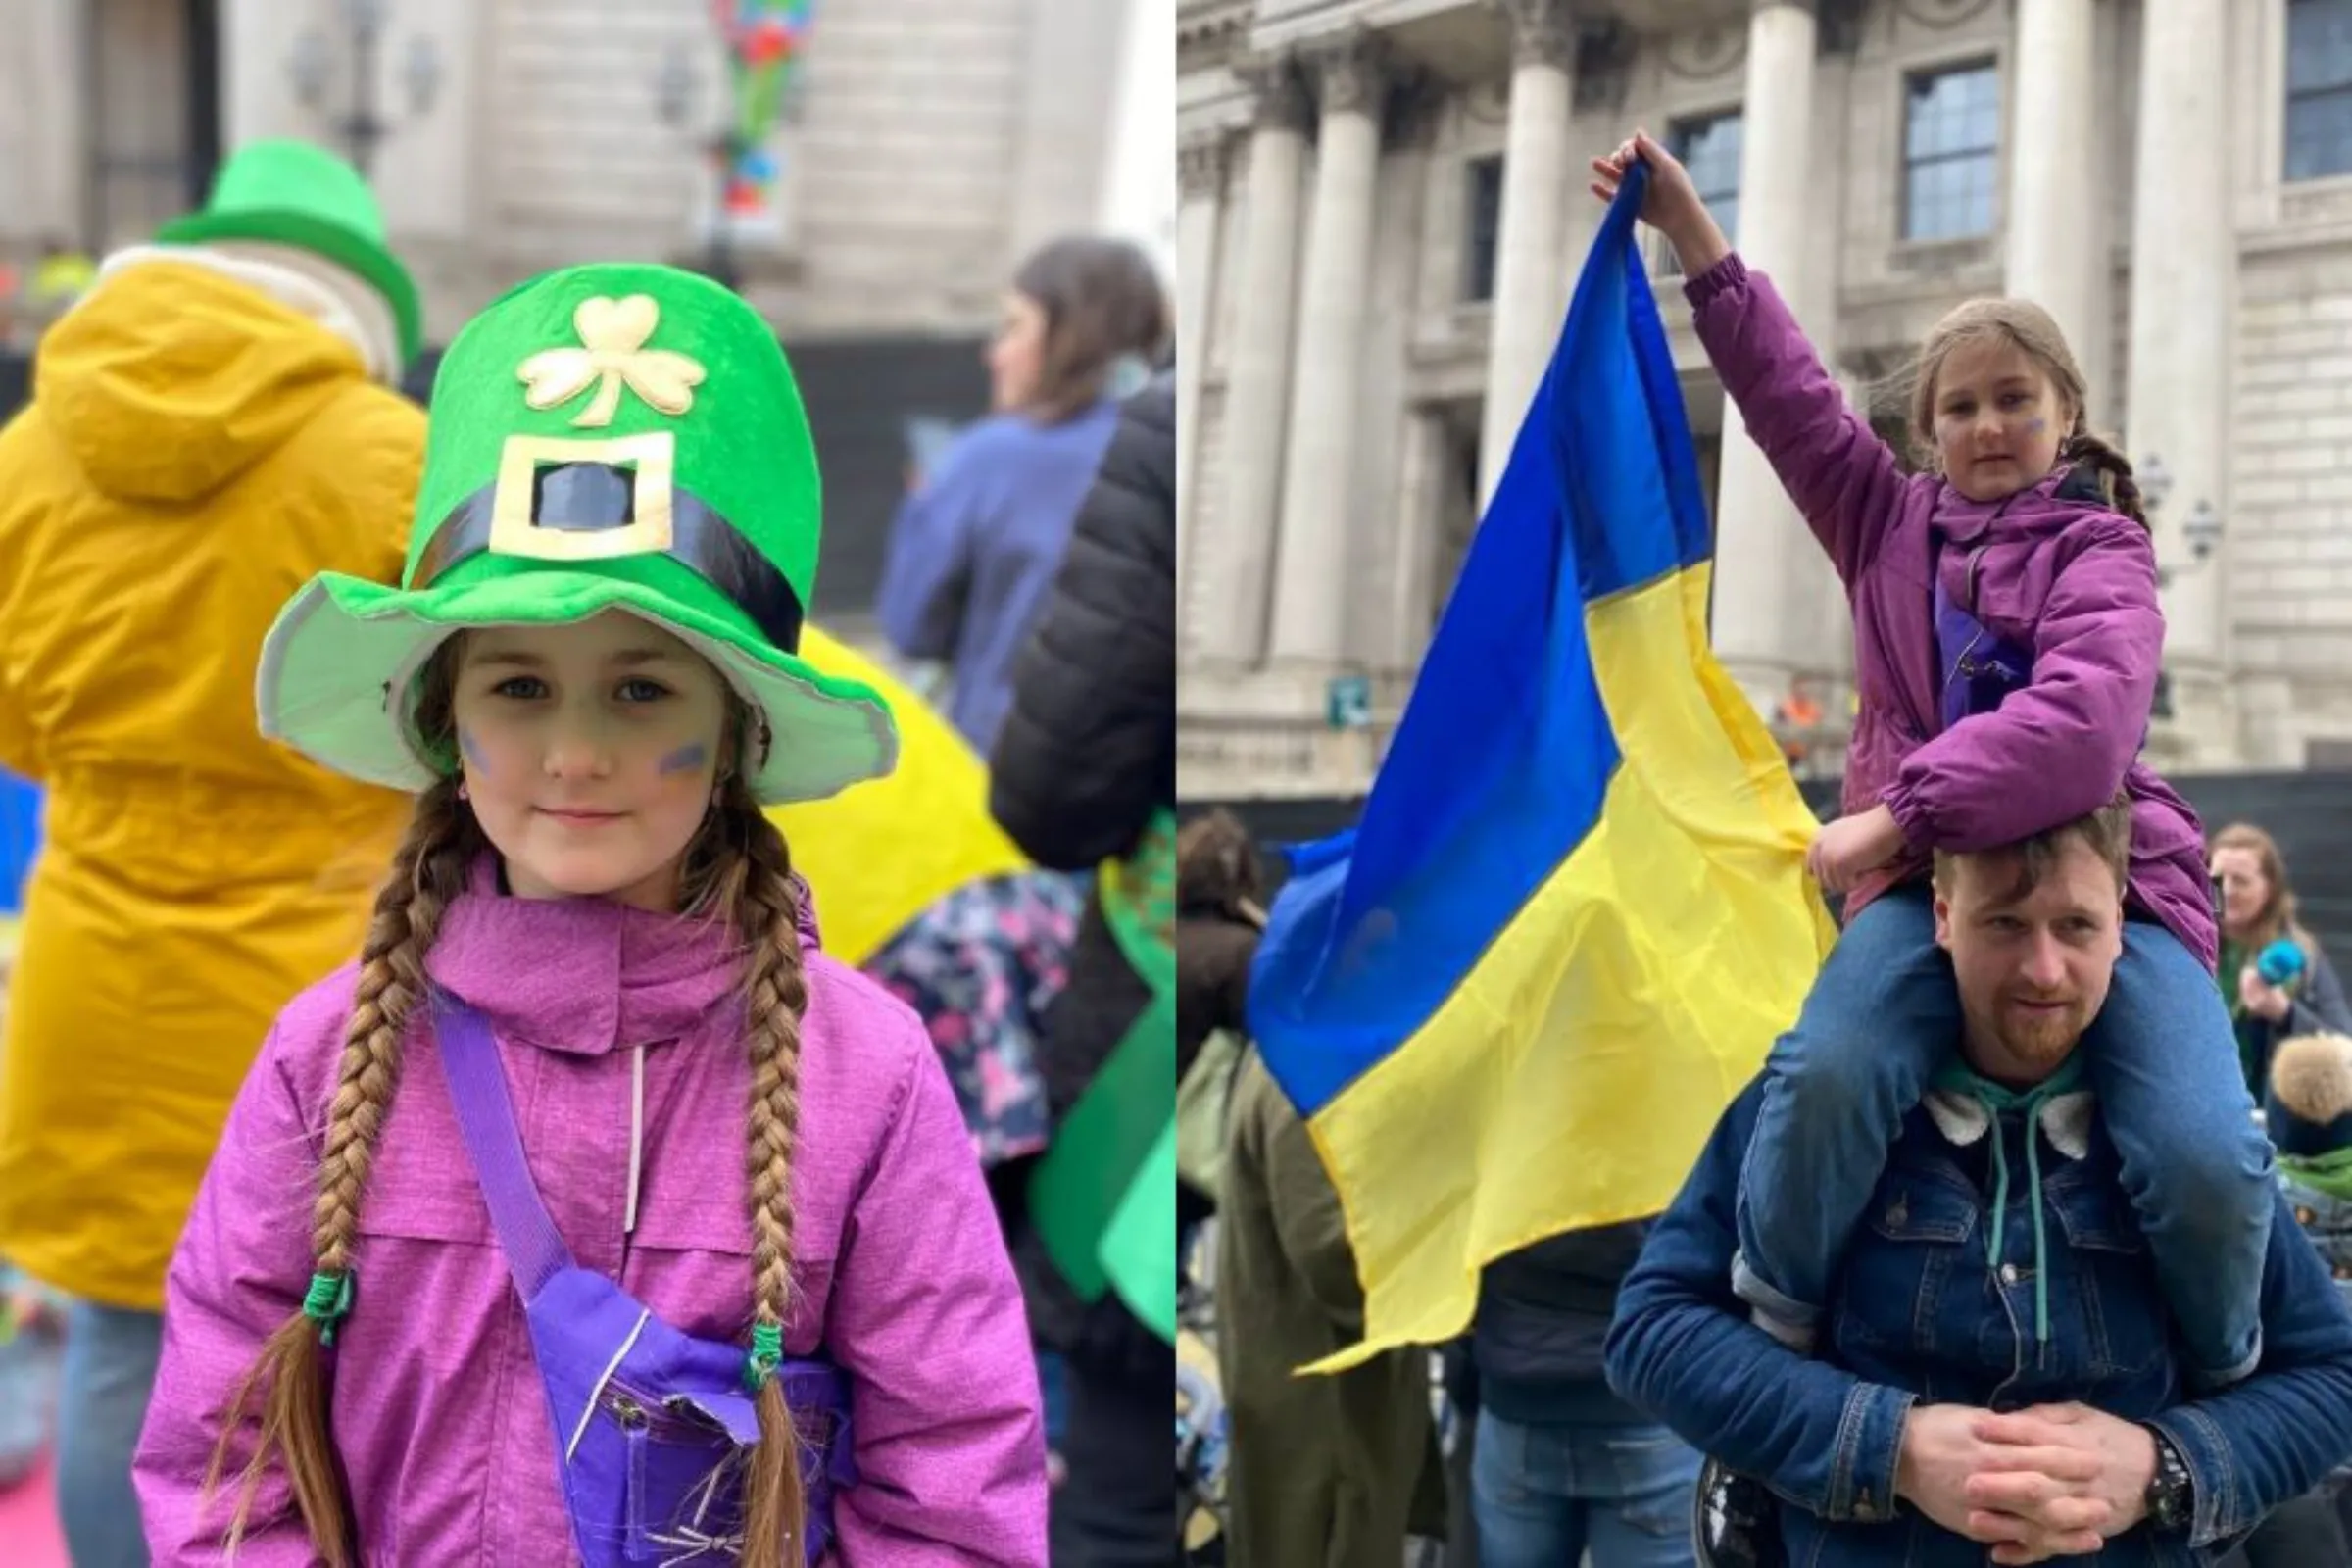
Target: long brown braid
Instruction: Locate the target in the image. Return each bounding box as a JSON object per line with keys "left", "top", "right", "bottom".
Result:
{"left": 2055, "top": 426, "right": 2149, "bottom": 529}
{"left": 202, "top": 769, "right": 481, "bottom": 1563}
{"left": 681, "top": 764, "right": 813, "bottom": 1565}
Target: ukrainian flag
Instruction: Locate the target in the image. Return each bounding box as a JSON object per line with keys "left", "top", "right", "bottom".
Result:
{"left": 1248, "top": 168, "right": 1836, "bottom": 1371}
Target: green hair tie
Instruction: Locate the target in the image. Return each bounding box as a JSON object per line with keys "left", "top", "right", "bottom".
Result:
{"left": 742, "top": 1322, "right": 783, "bottom": 1393}
{"left": 303, "top": 1271, "right": 356, "bottom": 1347}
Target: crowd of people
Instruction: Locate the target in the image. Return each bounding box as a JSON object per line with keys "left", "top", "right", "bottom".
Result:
{"left": 0, "top": 132, "right": 1175, "bottom": 1566}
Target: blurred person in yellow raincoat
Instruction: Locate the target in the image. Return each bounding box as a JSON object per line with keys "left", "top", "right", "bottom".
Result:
{"left": 0, "top": 139, "right": 423, "bottom": 1568}
{"left": 769, "top": 624, "right": 1028, "bottom": 965}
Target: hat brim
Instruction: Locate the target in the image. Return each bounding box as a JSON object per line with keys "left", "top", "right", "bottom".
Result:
{"left": 258, "top": 570, "right": 900, "bottom": 806}
{"left": 156, "top": 207, "right": 422, "bottom": 366}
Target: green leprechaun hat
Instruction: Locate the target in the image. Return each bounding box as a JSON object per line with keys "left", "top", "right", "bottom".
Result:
{"left": 256, "top": 263, "right": 899, "bottom": 804}
{"left": 157, "top": 138, "right": 423, "bottom": 368}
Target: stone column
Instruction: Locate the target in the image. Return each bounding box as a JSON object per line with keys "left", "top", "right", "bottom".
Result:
{"left": 1268, "top": 30, "right": 1389, "bottom": 666}
{"left": 1205, "top": 58, "right": 1312, "bottom": 662}
{"left": 2005, "top": 0, "right": 2099, "bottom": 364}
{"left": 1389, "top": 406, "right": 1452, "bottom": 669}
{"left": 1174, "top": 137, "right": 1227, "bottom": 621}
{"left": 1099, "top": 0, "right": 1177, "bottom": 275}
{"left": 1478, "top": 0, "right": 1580, "bottom": 505}
{"left": 0, "top": 0, "right": 84, "bottom": 243}
{"left": 2127, "top": 0, "right": 2233, "bottom": 753}
{"left": 1706, "top": 0, "right": 1820, "bottom": 706}
{"left": 1006, "top": 0, "right": 1128, "bottom": 261}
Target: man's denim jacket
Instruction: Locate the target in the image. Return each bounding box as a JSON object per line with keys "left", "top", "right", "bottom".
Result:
{"left": 1605, "top": 1079, "right": 2352, "bottom": 1565}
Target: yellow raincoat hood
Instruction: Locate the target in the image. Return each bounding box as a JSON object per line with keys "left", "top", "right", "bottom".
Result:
{"left": 38, "top": 259, "right": 376, "bottom": 504}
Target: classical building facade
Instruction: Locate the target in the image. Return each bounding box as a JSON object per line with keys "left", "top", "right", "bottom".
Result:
{"left": 0, "top": 0, "right": 1169, "bottom": 343}
{"left": 1177, "top": 0, "right": 2352, "bottom": 801}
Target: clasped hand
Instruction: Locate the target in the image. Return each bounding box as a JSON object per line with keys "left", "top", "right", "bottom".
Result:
{"left": 1895, "top": 1401, "right": 2158, "bottom": 1565}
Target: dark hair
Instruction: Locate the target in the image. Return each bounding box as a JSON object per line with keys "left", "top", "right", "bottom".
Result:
{"left": 1932, "top": 796, "right": 2133, "bottom": 904}
{"left": 1177, "top": 809, "right": 1264, "bottom": 916}
{"left": 1010, "top": 236, "right": 1170, "bottom": 420}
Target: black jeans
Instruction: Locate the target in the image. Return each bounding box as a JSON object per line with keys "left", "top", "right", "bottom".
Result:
{"left": 2226, "top": 1473, "right": 2352, "bottom": 1566}
{"left": 1048, "top": 1335, "right": 1177, "bottom": 1566}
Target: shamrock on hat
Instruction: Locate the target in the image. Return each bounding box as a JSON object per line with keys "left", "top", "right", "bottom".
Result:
{"left": 257, "top": 263, "right": 899, "bottom": 804}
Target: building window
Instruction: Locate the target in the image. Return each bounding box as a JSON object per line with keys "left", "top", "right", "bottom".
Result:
{"left": 1669, "top": 111, "right": 1742, "bottom": 249}
{"left": 2287, "top": 0, "right": 2352, "bottom": 181}
{"left": 1901, "top": 61, "right": 1999, "bottom": 241}
{"left": 1463, "top": 154, "right": 1503, "bottom": 303}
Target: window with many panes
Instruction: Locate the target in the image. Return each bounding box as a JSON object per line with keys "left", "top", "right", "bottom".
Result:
{"left": 2288, "top": 0, "right": 2352, "bottom": 181}
{"left": 1901, "top": 62, "right": 1999, "bottom": 241}
{"left": 1463, "top": 155, "right": 1503, "bottom": 303}
{"left": 1669, "top": 111, "right": 1742, "bottom": 251}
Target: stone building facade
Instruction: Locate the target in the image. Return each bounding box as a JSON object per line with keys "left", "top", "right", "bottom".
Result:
{"left": 0, "top": 0, "right": 1168, "bottom": 344}
{"left": 1177, "top": 0, "right": 2352, "bottom": 801}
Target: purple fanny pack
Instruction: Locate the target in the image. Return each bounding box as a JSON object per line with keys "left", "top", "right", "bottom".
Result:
{"left": 1933, "top": 572, "right": 2031, "bottom": 732}
{"left": 434, "top": 996, "right": 856, "bottom": 1565}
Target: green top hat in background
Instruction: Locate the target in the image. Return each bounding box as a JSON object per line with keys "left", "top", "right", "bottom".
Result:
{"left": 157, "top": 138, "right": 422, "bottom": 368}
{"left": 257, "top": 262, "right": 899, "bottom": 804}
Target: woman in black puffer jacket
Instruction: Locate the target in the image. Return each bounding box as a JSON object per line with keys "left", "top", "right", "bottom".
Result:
{"left": 989, "top": 366, "right": 1175, "bottom": 1566}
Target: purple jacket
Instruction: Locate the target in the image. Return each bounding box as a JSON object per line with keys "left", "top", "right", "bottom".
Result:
{"left": 1688, "top": 254, "right": 2215, "bottom": 969}
{"left": 134, "top": 862, "right": 1049, "bottom": 1564}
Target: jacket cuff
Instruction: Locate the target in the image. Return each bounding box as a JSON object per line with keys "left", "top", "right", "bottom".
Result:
{"left": 1879, "top": 776, "right": 1936, "bottom": 853}
{"left": 1682, "top": 251, "right": 1750, "bottom": 310}
{"left": 1825, "top": 1382, "right": 1915, "bottom": 1524}
{"left": 2148, "top": 1406, "right": 2248, "bottom": 1548}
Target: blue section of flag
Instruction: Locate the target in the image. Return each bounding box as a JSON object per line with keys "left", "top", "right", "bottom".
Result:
{"left": 1248, "top": 165, "right": 1713, "bottom": 1116}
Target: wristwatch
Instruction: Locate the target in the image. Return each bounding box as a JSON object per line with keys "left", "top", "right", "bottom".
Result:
{"left": 2141, "top": 1424, "right": 2195, "bottom": 1534}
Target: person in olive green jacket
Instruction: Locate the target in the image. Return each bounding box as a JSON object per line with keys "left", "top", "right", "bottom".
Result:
{"left": 1217, "top": 1039, "right": 1446, "bottom": 1565}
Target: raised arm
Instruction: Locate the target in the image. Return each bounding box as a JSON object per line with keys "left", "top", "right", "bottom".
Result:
{"left": 1591, "top": 132, "right": 1918, "bottom": 586}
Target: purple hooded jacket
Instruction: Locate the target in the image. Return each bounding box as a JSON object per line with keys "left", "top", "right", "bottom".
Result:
{"left": 1688, "top": 254, "right": 2215, "bottom": 969}
{"left": 134, "top": 861, "right": 1049, "bottom": 1564}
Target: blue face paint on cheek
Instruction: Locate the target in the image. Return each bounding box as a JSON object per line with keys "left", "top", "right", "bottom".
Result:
{"left": 459, "top": 727, "right": 490, "bottom": 775}
{"left": 2025, "top": 417, "right": 2048, "bottom": 435}
{"left": 659, "top": 742, "right": 710, "bottom": 777}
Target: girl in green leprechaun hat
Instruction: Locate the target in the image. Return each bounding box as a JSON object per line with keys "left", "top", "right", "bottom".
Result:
{"left": 132, "top": 266, "right": 1049, "bottom": 1566}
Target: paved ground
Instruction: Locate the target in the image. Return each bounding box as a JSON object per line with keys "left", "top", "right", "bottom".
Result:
{"left": 0, "top": 1450, "right": 70, "bottom": 1566}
